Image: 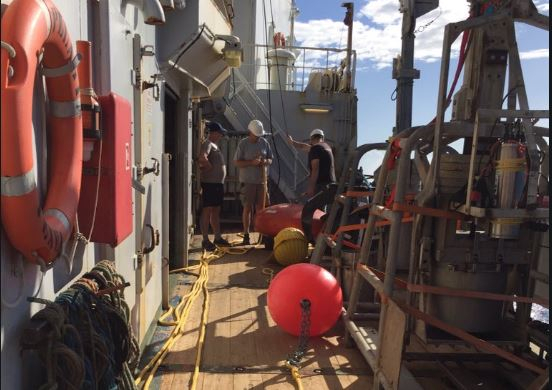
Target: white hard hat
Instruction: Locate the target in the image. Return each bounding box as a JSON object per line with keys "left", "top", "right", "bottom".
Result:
{"left": 310, "top": 128, "right": 324, "bottom": 138}
{"left": 248, "top": 119, "right": 265, "bottom": 136}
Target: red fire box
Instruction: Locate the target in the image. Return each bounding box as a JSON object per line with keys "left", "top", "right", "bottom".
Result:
{"left": 77, "top": 92, "right": 133, "bottom": 246}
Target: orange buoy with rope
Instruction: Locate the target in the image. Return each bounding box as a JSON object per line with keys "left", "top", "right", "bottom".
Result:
{"left": 1, "top": 0, "right": 83, "bottom": 267}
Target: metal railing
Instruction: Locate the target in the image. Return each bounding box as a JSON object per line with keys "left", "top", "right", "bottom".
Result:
{"left": 225, "top": 68, "right": 310, "bottom": 200}
{"left": 222, "top": 43, "right": 357, "bottom": 200}
{"left": 238, "top": 44, "right": 357, "bottom": 92}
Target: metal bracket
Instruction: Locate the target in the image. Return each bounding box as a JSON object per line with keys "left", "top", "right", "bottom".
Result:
{"left": 143, "top": 157, "right": 160, "bottom": 177}
{"left": 142, "top": 81, "right": 160, "bottom": 101}
{"left": 141, "top": 45, "right": 155, "bottom": 57}
{"left": 132, "top": 166, "right": 146, "bottom": 194}
{"left": 131, "top": 68, "right": 141, "bottom": 88}
{"left": 392, "top": 58, "right": 420, "bottom": 80}
{"left": 142, "top": 74, "right": 164, "bottom": 101}
{"left": 142, "top": 223, "right": 160, "bottom": 255}
{"left": 133, "top": 253, "right": 143, "bottom": 270}
{"left": 132, "top": 179, "right": 145, "bottom": 194}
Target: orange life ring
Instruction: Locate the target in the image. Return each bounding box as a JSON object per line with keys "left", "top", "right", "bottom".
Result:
{"left": 273, "top": 32, "right": 286, "bottom": 47}
{"left": 1, "top": 0, "right": 82, "bottom": 267}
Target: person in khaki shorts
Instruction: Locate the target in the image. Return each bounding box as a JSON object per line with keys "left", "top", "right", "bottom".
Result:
{"left": 234, "top": 119, "right": 273, "bottom": 245}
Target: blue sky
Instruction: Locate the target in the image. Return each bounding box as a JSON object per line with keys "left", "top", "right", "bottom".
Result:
{"left": 293, "top": 0, "right": 549, "bottom": 173}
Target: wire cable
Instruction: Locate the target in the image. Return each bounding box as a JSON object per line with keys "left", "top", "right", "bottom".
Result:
{"left": 262, "top": 0, "right": 283, "bottom": 191}
{"left": 268, "top": 0, "right": 298, "bottom": 199}
{"left": 30, "top": 267, "right": 45, "bottom": 299}
{"left": 1, "top": 256, "right": 25, "bottom": 308}
{"left": 168, "top": 24, "right": 206, "bottom": 73}
{"left": 413, "top": 7, "right": 442, "bottom": 34}
{"left": 86, "top": 136, "right": 103, "bottom": 242}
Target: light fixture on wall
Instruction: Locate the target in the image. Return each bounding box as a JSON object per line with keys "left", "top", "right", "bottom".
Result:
{"left": 124, "top": 0, "right": 165, "bottom": 25}
{"left": 159, "top": 0, "right": 174, "bottom": 10}
{"left": 300, "top": 103, "right": 333, "bottom": 113}
{"left": 214, "top": 35, "right": 243, "bottom": 68}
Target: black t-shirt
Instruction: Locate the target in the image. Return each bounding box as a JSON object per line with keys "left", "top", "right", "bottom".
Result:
{"left": 308, "top": 142, "right": 336, "bottom": 184}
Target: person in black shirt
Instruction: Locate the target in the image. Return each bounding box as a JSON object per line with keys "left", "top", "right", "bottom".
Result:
{"left": 288, "top": 128, "right": 336, "bottom": 197}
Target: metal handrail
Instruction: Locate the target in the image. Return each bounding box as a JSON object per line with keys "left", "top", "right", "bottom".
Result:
{"left": 240, "top": 43, "right": 356, "bottom": 92}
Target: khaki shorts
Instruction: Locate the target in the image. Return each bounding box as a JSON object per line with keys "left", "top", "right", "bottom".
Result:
{"left": 240, "top": 183, "right": 267, "bottom": 206}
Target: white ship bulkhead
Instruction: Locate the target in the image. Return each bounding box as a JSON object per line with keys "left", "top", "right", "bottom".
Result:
{"left": 0, "top": 0, "right": 304, "bottom": 387}
{"left": 1, "top": 0, "right": 163, "bottom": 387}
{"left": 2, "top": 0, "right": 546, "bottom": 388}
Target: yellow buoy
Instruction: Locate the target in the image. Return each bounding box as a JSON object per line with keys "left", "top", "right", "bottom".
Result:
{"left": 273, "top": 228, "right": 309, "bottom": 266}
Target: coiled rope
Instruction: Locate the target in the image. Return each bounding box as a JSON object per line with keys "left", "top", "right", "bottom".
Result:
{"left": 22, "top": 260, "right": 138, "bottom": 390}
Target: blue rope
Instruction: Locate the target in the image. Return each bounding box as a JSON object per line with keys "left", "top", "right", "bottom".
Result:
{"left": 24, "top": 262, "right": 137, "bottom": 390}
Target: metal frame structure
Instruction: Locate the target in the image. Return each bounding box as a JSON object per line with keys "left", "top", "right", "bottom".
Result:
{"left": 337, "top": 2, "right": 549, "bottom": 389}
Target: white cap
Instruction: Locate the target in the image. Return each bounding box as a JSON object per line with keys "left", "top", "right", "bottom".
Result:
{"left": 248, "top": 119, "right": 265, "bottom": 136}
{"left": 310, "top": 128, "right": 324, "bottom": 138}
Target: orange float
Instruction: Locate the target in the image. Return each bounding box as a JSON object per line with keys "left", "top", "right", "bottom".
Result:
{"left": 254, "top": 203, "right": 325, "bottom": 239}
{"left": 1, "top": 0, "right": 82, "bottom": 267}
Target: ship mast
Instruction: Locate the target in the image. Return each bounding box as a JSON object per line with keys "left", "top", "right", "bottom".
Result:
{"left": 342, "top": 2, "right": 354, "bottom": 92}
{"left": 393, "top": 0, "right": 439, "bottom": 134}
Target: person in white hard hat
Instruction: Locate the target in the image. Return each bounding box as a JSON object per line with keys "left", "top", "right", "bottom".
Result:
{"left": 288, "top": 128, "right": 335, "bottom": 197}
{"left": 234, "top": 120, "right": 273, "bottom": 245}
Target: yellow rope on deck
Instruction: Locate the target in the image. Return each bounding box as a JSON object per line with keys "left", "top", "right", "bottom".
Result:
{"left": 137, "top": 261, "right": 205, "bottom": 389}
{"left": 136, "top": 241, "right": 252, "bottom": 389}
{"left": 191, "top": 268, "right": 210, "bottom": 390}
{"left": 285, "top": 361, "right": 305, "bottom": 390}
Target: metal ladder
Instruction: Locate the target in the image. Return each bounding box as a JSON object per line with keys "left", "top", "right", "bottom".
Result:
{"left": 310, "top": 143, "right": 387, "bottom": 283}
{"left": 223, "top": 68, "right": 310, "bottom": 201}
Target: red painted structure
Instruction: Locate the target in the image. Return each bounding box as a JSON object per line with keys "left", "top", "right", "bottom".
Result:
{"left": 78, "top": 93, "right": 133, "bottom": 246}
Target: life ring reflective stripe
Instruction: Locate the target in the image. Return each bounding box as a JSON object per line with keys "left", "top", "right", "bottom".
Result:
{"left": 1, "top": 0, "right": 83, "bottom": 266}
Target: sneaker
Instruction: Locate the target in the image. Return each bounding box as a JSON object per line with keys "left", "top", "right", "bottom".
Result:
{"left": 242, "top": 234, "right": 250, "bottom": 246}
{"left": 214, "top": 237, "right": 231, "bottom": 247}
{"left": 202, "top": 239, "right": 216, "bottom": 251}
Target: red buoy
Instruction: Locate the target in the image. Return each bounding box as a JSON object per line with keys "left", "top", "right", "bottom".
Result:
{"left": 255, "top": 203, "right": 325, "bottom": 238}
{"left": 267, "top": 263, "right": 343, "bottom": 336}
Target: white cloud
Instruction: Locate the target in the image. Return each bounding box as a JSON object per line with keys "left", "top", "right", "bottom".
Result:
{"left": 294, "top": 19, "right": 346, "bottom": 48}
{"left": 358, "top": 0, "right": 402, "bottom": 25}
{"left": 534, "top": 0, "right": 549, "bottom": 13}
{"left": 520, "top": 49, "right": 549, "bottom": 59}
{"left": 294, "top": 0, "right": 549, "bottom": 70}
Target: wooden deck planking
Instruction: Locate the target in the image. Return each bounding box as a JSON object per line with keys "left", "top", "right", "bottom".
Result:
{"left": 233, "top": 373, "right": 265, "bottom": 390}
{"left": 159, "top": 258, "right": 206, "bottom": 388}
{"left": 158, "top": 291, "right": 203, "bottom": 388}
{"left": 201, "top": 373, "right": 234, "bottom": 390}
{"left": 148, "top": 234, "right": 375, "bottom": 389}
{"left": 203, "top": 289, "right": 232, "bottom": 366}
{"left": 144, "top": 232, "right": 542, "bottom": 389}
